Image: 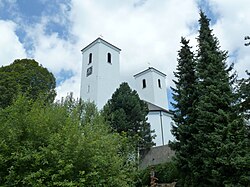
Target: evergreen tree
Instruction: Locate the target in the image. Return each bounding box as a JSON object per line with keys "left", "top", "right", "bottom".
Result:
{"left": 102, "top": 82, "right": 154, "bottom": 157}
{"left": 170, "top": 37, "right": 197, "bottom": 186}
{"left": 238, "top": 71, "right": 250, "bottom": 120}
{"left": 188, "top": 11, "right": 249, "bottom": 186}
{"left": 171, "top": 11, "right": 249, "bottom": 186}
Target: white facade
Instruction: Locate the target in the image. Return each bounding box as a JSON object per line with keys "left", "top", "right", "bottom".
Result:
{"left": 134, "top": 67, "right": 169, "bottom": 110}
{"left": 80, "top": 38, "right": 174, "bottom": 146}
{"left": 80, "top": 38, "right": 121, "bottom": 109}
{"left": 146, "top": 102, "right": 174, "bottom": 146}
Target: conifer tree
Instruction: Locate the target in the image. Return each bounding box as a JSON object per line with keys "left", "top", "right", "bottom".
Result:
{"left": 171, "top": 11, "right": 249, "bottom": 186}
{"left": 238, "top": 71, "right": 250, "bottom": 120}
{"left": 188, "top": 11, "right": 249, "bottom": 186}
{"left": 102, "top": 82, "right": 154, "bottom": 157}
{"left": 170, "top": 37, "right": 197, "bottom": 186}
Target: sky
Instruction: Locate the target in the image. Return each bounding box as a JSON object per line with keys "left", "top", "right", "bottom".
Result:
{"left": 0, "top": 0, "right": 249, "bottom": 105}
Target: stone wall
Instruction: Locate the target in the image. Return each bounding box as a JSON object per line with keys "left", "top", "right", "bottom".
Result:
{"left": 139, "top": 145, "right": 175, "bottom": 169}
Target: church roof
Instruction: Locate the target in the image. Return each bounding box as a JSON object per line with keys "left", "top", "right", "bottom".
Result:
{"left": 144, "top": 100, "right": 173, "bottom": 115}
{"left": 81, "top": 37, "right": 121, "bottom": 53}
{"left": 133, "top": 67, "right": 166, "bottom": 78}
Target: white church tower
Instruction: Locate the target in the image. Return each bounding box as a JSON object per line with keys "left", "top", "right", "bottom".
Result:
{"left": 134, "top": 67, "right": 174, "bottom": 146}
{"left": 80, "top": 38, "right": 121, "bottom": 109}
{"left": 134, "top": 67, "right": 168, "bottom": 110}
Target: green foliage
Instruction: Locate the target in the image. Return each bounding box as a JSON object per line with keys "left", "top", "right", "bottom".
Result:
{"left": 238, "top": 71, "right": 250, "bottom": 120}
{"left": 171, "top": 11, "right": 250, "bottom": 186}
{"left": 0, "top": 59, "right": 56, "bottom": 108}
{"left": 170, "top": 37, "right": 197, "bottom": 186}
{"left": 135, "top": 161, "right": 178, "bottom": 186}
{"left": 103, "top": 82, "right": 155, "bottom": 157}
{"left": 0, "top": 95, "right": 136, "bottom": 186}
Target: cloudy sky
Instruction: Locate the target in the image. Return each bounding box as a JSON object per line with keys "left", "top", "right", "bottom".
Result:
{"left": 0, "top": 0, "right": 249, "bottom": 104}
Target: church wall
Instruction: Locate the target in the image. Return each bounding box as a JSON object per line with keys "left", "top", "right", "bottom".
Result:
{"left": 148, "top": 111, "right": 174, "bottom": 146}
{"left": 80, "top": 44, "right": 99, "bottom": 105}
{"left": 135, "top": 72, "right": 155, "bottom": 104}
{"left": 151, "top": 73, "right": 168, "bottom": 109}
{"left": 96, "top": 42, "right": 120, "bottom": 109}
{"left": 80, "top": 38, "right": 120, "bottom": 110}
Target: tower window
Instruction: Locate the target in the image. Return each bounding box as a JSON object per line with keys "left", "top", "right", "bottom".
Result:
{"left": 158, "top": 79, "right": 161, "bottom": 88}
{"left": 142, "top": 79, "right": 146, "bottom": 88}
{"left": 87, "top": 85, "right": 90, "bottom": 93}
{"left": 107, "top": 53, "right": 111, "bottom": 63}
{"left": 88, "top": 53, "right": 92, "bottom": 64}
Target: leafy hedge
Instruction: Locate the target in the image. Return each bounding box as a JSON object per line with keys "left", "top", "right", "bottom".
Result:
{"left": 136, "top": 161, "right": 178, "bottom": 186}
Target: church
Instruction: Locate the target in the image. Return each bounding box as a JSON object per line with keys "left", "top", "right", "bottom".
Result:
{"left": 80, "top": 37, "right": 174, "bottom": 146}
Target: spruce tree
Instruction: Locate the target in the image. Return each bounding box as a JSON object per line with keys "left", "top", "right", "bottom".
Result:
{"left": 171, "top": 11, "right": 249, "bottom": 186}
{"left": 189, "top": 11, "right": 249, "bottom": 186}
{"left": 170, "top": 37, "right": 197, "bottom": 186}
{"left": 238, "top": 71, "right": 250, "bottom": 120}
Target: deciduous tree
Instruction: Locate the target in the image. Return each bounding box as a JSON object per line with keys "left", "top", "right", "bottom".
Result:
{"left": 0, "top": 95, "right": 136, "bottom": 186}
{"left": 0, "top": 59, "right": 56, "bottom": 108}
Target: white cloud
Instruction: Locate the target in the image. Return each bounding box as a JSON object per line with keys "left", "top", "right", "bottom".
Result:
{"left": 0, "top": 20, "right": 26, "bottom": 66}
{"left": 69, "top": 0, "right": 199, "bottom": 90}
{"left": 55, "top": 73, "right": 81, "bottom": 101}
{"left": 208, "top": 0, "right": 250, "bottom": 78}
{"left": 1, "top": 0, "right": 249, "bottom": 102}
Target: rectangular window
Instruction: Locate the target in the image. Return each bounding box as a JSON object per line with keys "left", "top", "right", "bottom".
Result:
{"left": 142, "top": 79, "right": 146, "bottom": 88}
{"left": 158, "top": 79, "right": 161, "bottom": 88}
{"left": 107, "top": 53, "right": 112, "bottom": 63}
{"left": 88, "top": 53, "right": 92, "bottom": 64}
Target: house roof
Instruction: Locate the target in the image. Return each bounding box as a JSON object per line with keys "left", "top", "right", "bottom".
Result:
{"left": 81, "top": 37, "right": 121, "bottom": 53}
{"left": 133, "top": 67, "right": 166, "bottom": 78}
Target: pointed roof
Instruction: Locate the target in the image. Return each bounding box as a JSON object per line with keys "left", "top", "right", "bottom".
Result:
{"left": 81, "top": 37, "right": 121, "bottom": 53}
{"left": 134, "top": 67, "right": 166, "bottom": 78}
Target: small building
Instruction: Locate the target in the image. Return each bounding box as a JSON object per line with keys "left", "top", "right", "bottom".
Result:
{"left": 80, "top": 37, "right": 174, "bottom": 146}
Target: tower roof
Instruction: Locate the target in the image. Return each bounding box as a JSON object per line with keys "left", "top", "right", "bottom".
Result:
{"left": 81, "top": 37, "right": 121, "bottom": 53}
{"left": 133, "top": 67, "right": 166, "bottom": 78}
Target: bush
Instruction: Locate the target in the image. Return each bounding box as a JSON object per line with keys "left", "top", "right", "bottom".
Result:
{"left": 136, "top": 161, "right": 178, "bottom": 186}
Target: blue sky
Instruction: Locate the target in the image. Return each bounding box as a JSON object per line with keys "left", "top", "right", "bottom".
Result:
{"left": 0, "top": 0, "right": 249, "bottom": 107}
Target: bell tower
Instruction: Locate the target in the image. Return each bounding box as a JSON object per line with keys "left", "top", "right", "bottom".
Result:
{"left": 80, "top": 38, "right": 121, "bottom": 109}
{"left": 134, "top": 67, "right": 168, "bottom": 110}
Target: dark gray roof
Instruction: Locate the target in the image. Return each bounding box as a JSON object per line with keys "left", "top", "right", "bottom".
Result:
{"left": 144, "top": 100, "right": 173, "bottom": 115}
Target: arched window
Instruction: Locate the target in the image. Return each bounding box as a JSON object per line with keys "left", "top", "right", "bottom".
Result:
{"left": 158, "top": 79, "right": 161, "bottom": 88}
{"left": 107, "top": 53, "right": 111, "bottom": 63}
{"left": 142, "top": 79, "right": 146, "bottom": 88}
{"left": 88, "top": 53, "right": 92, "bottom": 64}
